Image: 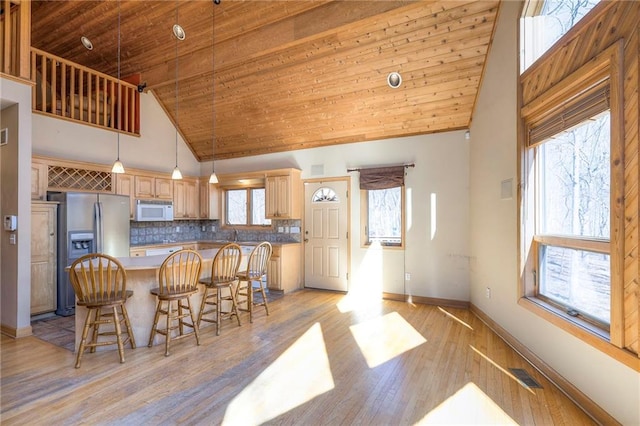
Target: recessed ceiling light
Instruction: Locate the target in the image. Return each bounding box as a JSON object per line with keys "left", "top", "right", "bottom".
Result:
{"left": 81, "top": 36, "right": 93, "bottom": 50}
{"left": 387, "top": 72, "right": 402, "bottom": 88}
{"left": 173, "top": 24, "right": 186, "bottom": 40}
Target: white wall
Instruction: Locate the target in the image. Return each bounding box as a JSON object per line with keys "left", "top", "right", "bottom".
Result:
{"left": 0, "top": 77, "right": 33, "bottom": 335}
{"left": 208, "top": 132, "right": 470, "bottom": 301}
{"left": 32, "top": 91, "right": 201, "bottom": 176}
{"left": 468, "top": 2, "right": 640, "bottom": 424}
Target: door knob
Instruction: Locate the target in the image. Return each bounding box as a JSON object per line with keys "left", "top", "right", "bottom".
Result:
{"left": 304, "top": 238, "right": 309, "bottom": 243}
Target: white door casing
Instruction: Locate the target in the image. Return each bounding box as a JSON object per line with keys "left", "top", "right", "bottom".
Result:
{"left": 304, "top": 180, "right": 349, "bottom": 291}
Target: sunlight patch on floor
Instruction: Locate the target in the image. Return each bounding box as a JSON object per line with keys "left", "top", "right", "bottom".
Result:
{"left": 416, "top": 382, "right": 518, "bottom": 425}
{"left": 222, "top": 323, "right": 335, "bottom": 425}
{"left": 338, "top": 242, "right": 384, "bottom": 314}
{"left": 349, "top": 311, "right": 426, "bottom": 368}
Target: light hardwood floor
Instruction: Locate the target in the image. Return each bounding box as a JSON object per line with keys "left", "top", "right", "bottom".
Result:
{"left": 1, "top": 289, "right": 595, "bottom": 425}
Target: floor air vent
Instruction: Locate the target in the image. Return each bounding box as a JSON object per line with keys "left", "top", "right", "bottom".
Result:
{"left": 509, "top": 368, "right": 543, "bottom": 389}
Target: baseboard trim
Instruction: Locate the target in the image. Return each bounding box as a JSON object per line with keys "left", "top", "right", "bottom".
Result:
{"left": 1, "top": 323, "right": 33, "bottom": 338}
{"left": 382, "top": 292, "right": 470, "bottom": 309}
{"left": 470, "top": 303, "right": 619, "bottom": 426}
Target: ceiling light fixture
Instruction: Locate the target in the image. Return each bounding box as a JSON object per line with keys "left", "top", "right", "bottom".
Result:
{"left": 111, "top": 0, "right": 125, "bottom": 174}
{"left": 387, "top": 71, "right": 402, "bottom": 89}
{"left": 171, "top": 0, "right": 183, "bottom": 180}
{"left": 209, "top": 0, "right": 218, "bottom": 184}
{"left": 80, "top": 36, "right": 93, "bottom": 50}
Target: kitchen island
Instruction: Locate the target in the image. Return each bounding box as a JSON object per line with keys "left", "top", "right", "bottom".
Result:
{"left": 74, "top": 249, "right": 221, "bottom": 351}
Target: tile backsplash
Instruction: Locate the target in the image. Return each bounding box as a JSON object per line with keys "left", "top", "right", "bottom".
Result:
{"left": 130, "top": 219, "right": 301, "bottom": 246}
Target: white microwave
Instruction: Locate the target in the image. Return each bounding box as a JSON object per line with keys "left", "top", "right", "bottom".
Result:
{"left": 134, "top": 199, "right": 174, "bottom": 222}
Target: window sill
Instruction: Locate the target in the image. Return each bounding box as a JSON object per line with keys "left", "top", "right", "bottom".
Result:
{"left": 518, "top": 297, "right": 639, "bottom": 371}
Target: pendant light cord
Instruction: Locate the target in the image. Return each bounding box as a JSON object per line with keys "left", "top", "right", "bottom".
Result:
{"left": 116, "top": 0, "right": 121, "bottom": 158}
{"left": 211, "top": 0, "right": 215, "bottom": 169}
{"left": 174, "top": 0, "right": 179, "bottom": 168}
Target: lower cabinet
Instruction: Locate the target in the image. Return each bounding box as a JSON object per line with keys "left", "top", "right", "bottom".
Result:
{"left": 267, "top": 244, "right": 301, "bottom": 293}
{"left": 31, "top": 202, "right": 58, "bottom": 315}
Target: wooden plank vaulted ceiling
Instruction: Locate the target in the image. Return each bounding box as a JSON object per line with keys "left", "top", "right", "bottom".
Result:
{"left": 30, "top": 0, "right": 501, "bottom": 161}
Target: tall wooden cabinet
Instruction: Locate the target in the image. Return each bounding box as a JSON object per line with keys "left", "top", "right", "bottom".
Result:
{"left": 265, "top": 169, "right": 302, "bottom": 219}
{"left": 31, "top": 201, "right": 58, "bottom": 315}
{"left": 115, "top": 173, "right": 136, "bottom": 219}
{"left": 174, "top": 178, "right": 199, "bottom": 219}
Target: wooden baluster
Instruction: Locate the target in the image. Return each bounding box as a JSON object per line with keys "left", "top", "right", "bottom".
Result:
{"left": 123, "top": 86, "right": 129, "bottom": 133}
{"left": 87, "top": 71, "right": 92, "bottom": 124}
{"left": 109, "top": 80, "right": 115, "bottom": 129}
{"left": 51, "top": 58, "right": 57, "bottom": 115}
{"left": 70, "top": 65, "right": 76, "bottom": 119}
{"left": 61, "top": 62, "right": 67, "bottom": 117}
{"left": 2, "top": 0, "right": 10, "bottom": 74}
{"left": 78, "top": 70, "right": 84, "bottom": 121}
{"left": 40, "top": 56, "right": 47, "bottom": 113}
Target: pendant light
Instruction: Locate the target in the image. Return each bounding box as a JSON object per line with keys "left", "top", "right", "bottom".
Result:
{"left": 171, "top": 1, "right": 183, "bottom": 180}
{"left": 111, "top": 0, "right": 125, "bottom": 174}
{"left": 209, "top": 1, "right": 218, "bottom": 184}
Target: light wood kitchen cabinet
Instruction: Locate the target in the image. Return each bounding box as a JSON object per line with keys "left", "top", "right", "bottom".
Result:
{"left": 135, "top": 175, "right": 173, "bottom": 200}
{"left": 115, "top": 173, "right": 135, "bottom": 219}
{"left": 267, "top": 244, "right": 301, "bottom": 293}
{"left": 173, "top": 178, "right": 199, "bottom": 219}
{"left": 198, "top": 177, "right": 220, "bottom": 220}
{"left": 31, "top": 201, "right": 58, "bottom": 315}
{"left": 265, "top": 169, "right": 302, "bottom": 219}
{"left": 31, "top": 161, "right": 48, "bottom": 200}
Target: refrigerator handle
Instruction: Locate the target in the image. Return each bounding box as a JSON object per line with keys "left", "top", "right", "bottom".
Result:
{"left": 95, "top": 202, "right": 104, "bottom": 253}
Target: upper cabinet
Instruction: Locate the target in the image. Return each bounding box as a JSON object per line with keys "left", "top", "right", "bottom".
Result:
{"left": 31, "top": 160, "right": 48, "bottom": 200}
{"left": 173, "top": 178, "right": 199, "bottom": 220}
{"left": 265, "top": 169, "right": 302, "bottom": 219}
{"left": 199, "top": 177, "right": 220, "bottom": 220}
{"left": 115, "top": 173, "right": 135, "bottom": 219}
{"left": 135, "top": 175, "right": 173, "bottom": 200}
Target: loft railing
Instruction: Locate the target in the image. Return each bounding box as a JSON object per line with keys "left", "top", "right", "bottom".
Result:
{"left": 31, "top": 48, "right": 140, "bottom": 135}
{"left": 0, "top": 0, "right": 30, "bottom": 79}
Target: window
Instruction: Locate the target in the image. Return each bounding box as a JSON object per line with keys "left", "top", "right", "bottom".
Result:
{"left": 520, "top": 0, "right": 600, "bottom": 73}
{"left": 520, "top": 35, "right": 625, "bottom": 352}
{"left": 534, "top": 110, "right": 611, "bottom": 329}
{"left": 225, "top": 188, "right": 271, "bottom": 226}
{"left": 366, "top": 187, "right": 403, "bottom": 246}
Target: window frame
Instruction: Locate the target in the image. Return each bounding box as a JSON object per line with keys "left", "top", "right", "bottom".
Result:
{"left": 519, "top": 42, "right": 625, "bottom": 353}
{"left": 360, "top": 185, "right": 405, "bottom": 249}
{"left": 222, "top": 186, "right": 272, "bottom": 229}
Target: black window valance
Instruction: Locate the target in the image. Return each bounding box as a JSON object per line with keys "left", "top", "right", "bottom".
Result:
{"left": 358, "top": 166, "right": 405, "bottom": 190}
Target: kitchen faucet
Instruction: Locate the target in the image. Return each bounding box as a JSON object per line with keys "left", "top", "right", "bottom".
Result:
{"left": 233, "top": 228, "right": 239, "bottom": 242}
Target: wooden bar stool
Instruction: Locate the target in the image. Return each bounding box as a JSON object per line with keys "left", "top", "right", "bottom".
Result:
{"left": 68, "top": 253, "right": 136, "bottom": 368}
{"left": 148, "top": 249, "right": 202, "bottom": 356}
{"left": 235, "top": 242, "right": 272, "bottom": 323}
{"left": 198, "top": 243, "right": 242, "bottom": 335}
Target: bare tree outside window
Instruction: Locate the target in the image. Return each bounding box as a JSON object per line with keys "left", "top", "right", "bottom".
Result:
{"left": 226, "top": 188, "right": 270, "bottom": 226}
{"left": 368, "top": 187, "right": 402, "bottom": 245}
{"left": 538, "top": 111, "right": 611, "bottom": 326}
{"left": 521, "top": 0, "right": 600, "bottom": 72}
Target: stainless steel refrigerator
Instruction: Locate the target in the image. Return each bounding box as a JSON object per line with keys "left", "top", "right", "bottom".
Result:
{"left": 48, "top": 192, "right": 130, "bottom": 316}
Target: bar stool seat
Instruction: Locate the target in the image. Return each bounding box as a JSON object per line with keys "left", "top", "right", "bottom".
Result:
{"left": 68, "top": 253, "right": 136, "bottom": 368}
{"left": 198, "top": 243, "right": 242, "bottom": 335}
{"left": 148, "top": 249, "right": 202, "bottom": 356}
{"left": 235, "top": 242, "right": 272, "bottom": 323}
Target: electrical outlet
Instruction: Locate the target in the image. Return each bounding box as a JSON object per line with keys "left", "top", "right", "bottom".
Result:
{"left": 485, "top": 287, "right": 491, "bottom": 299}
{"left": 176, "top": 226, "right": 180, "bottom": 232}
{"left": 201, "top": 225, "right": 206, "bottom": 232}
{"left": 9, "top": 234, "right": 16, "bottom": 245}
{"left": 211, "top": 225, "right": 216, "bottom": 232}
{"left": 405, "top": 272, "right": 411, "bottom": 281}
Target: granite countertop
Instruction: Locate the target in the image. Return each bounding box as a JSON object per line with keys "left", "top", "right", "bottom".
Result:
{"left": 130, "top": 240, "right": 300, "bottom": 249}
{"left": 117, "top": 249, "right": 219, "bottom": 271}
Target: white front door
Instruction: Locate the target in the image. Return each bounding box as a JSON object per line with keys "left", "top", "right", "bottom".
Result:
{"left": 304, "top": 180, "right": 349, "bottom": 291}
